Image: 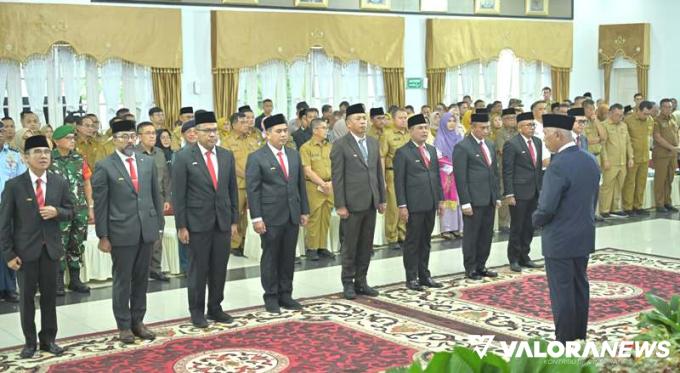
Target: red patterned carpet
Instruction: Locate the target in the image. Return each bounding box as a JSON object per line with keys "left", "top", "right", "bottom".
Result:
{"left": 1, "top": 248, "right": 678, "bottom": 372}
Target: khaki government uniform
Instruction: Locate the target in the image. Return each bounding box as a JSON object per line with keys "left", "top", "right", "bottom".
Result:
{"left": 599, "top": 120, "right": 634, "bottom": 213}
{"left": 380, "top": 127, "right": 410, "bottom": 244}
{"left": 494, "top": 126, "right": 518, "bottom": 229}
{"left": 299, "top": 138, "right": 334, "bottom": 251}
{"left": 584, "top": 118, "right": 606, "bottom": 167}
{"left": 622, "top": 114, "right": 654, "bottom": 211}
{"left": 367, "top": 126, "right": 384, "bottom": 143}
{"left": 221, "top": 131, "right": 261, "bottom": 249}
{"left": 76, "top": 135, "right": 113, "bottom": 169}
{"left": 651, "top": 116, "right": 679, "bottom": 207}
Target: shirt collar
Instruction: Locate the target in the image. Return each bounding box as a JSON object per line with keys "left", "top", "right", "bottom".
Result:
{"left": 470, "top": 133, "right": 485, "bottom": 144}
{"left": 351, "top": 132, "right": 366, "bottom": 143}
{"left": 558, "top": 141, "right": 576, "bottom": 153}
{"left": 116, "top": 150, "right": 136, "bottom": 162}
{"left": 520, "top": 134, "right": 533, "bottom": 143}
{"left": 197, "top": 142, "right": 214, "bottom": 155}
{"left": 29, "top": 169, "right": 47, "bottom": 185}
{"left": 267, "top": 142, "right": 285, "bottom": 155}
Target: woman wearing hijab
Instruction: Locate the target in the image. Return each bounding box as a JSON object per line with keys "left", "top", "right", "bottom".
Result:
{"left": 156, "top": 128, "right": 173, "bottom": 167}
{"left": 433, "top": 112, "right": 465, "bottom": 239}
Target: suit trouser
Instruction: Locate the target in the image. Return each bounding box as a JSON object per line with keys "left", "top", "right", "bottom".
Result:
{"left": 507, "top": 196, "right": 538, "bottom": 263}
{"left": 384, "top": 170, "right": 406, "bottom": 243}
{"left": 622, "top": 161, "right": 648, "bottom": 211}
{"left": 599, "top": 165, "right": 626, "bottom": 213}
{"left": 230, "top": 187, "right": 248, "bottom": 249}
{"left": 544, "top": 256, "right": 590, "bottom": 343}
{"left": 111, "top": 241, "right": 152, "bottom": 330}
{"left": 149, "top": 234, "right": 164, "bottom": 275}
{"left": 497, "top": 161, "right": 510, "bottom": 229}
{"left": 187, "top": 227, "right": 231, "bottom": 318}
{"left": 260, "top": 221, "right": 299, "bottom": 302}
{"left": 403, "top": 210, "right": 436, "bottom": 281}
{"left": 653, "top": 157, "right": 676, "bottom": 207}
{"left": 462, "top": 204, "right": 495, "bottom": 273}
{"left": 0, "top": 264, "right": 17, "bottom": 293}
{"left": 17, "top": 248, "right": 58, "bottom": 345}
{"left": 305, "top": 183, "right": 333, "bottom": 250}
{"left": 341, "top": 208, "right": 377, "bottom": 285}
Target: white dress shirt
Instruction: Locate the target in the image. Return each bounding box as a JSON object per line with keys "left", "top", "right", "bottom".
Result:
{"left": 29, "top": 169, "right": 47, "bottom": 198}
{"left": 461, "top": 135, "right": 500, "bottom": 210}
{"left": 116, "top": 150, "right": 137, "bottom": 178}
{"left": 252, "top": 143, "right": 289, "bottom": 223}
{"left": 198, "top": 143, "right": 219, "bottom": 180}
{"left": 558, "top": 141, "right": 577, "bottom": 154}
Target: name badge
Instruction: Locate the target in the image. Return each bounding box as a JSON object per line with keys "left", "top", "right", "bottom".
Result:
{"left": 521, "top": 151, "right": 526, "bottom": 154}
{"left": 26, "top": 198, "right": 33, "bottom": 202}
{"left": 353, "top": 154, "right": 358, "bottom": 157}
{"left": 475, "top": 154, "right": 480, "bottom": 157}
{"left": 415, "top": 159, "right": 421, "bottom": 163}
{"left": 117, "top": 177, "right": 124, "bottom": 181}
{"left": 270, "top": 167, "right": 277, "bottom": 171}
{"left": 192, "top": 162, "right": 198, "bottom": 166}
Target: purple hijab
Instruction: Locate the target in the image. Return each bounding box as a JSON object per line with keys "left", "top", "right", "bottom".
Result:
{"left": 434, "top": 112, "right": 463, "bottom": 159}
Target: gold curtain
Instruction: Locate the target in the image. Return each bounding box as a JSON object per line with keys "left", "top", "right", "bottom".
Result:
{"left": 602, "top": 63, "right": 613, "bottom": 103}
{"left": 212, "top": 11, "right": 403, "bottom": 69}
{"left": 213, "top": 69, "right": 239, "bottom": 121}
{"left": 427, "top": 19, "right": 573, "bottom": 69}
{"left": 151, "top": 68, "right": 182, "bottom": 131}
{"left": 0, "top": 3, "right": 181, "bottom": 67}
{"left": 636, "top": 65, "right": 649, "bottom": 99}
{"left": 383, "top": 68, "right": 405, "bottom": 108}
{"left": 550, "top": 68, "right": 571, "bottom": 102}
{"left": 426, "top": 68, "right": 446, "bottom": 107}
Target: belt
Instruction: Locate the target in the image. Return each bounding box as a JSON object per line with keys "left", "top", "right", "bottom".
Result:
{"left": 386, "top": 167, "right": 394, "bottom": 171}
{"left": 592, "top": 152, "right": 601, "bottom": 156}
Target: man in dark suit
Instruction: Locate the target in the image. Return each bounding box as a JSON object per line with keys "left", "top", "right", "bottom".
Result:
{"left": 0, "top": 135, "right": 73, "bottom": 358}
{"left": 568, "top": 108, "right": 589, "bottom": 151}
{"left": 92, "top": 120, "right": 163, "bottom": 344}
{"left": 533, "top": 114, "right": 600, "bottom": 343}
{"left": 246, "top": 113, "right": 309, "bottom": 314}
{"left": 394, "top": 114, "right": 444, "bottom": 291}
{"left": 173, "top": 111, "right": 239, "bottom": 327}
{"left": 453, "top": 112, "right": 501, "bottom": 280}
{"left": 502, "top": 112, "right": 544, "bottom": 272}
{"left": 330, "top": 104, "right": 386, "bottom": 299}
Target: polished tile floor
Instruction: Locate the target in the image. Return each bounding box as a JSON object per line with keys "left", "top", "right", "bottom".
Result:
{"left": 0, "top": 214, "right": 678, "bottom": 349}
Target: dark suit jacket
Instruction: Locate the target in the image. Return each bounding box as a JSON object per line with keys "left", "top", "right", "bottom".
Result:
{"left": 172, "top": 144, "right": 238, "bottom": 233}
{"left": 452, "top": 135, "right": 501, "bottom": 207}
{"left": 502, "top": 134, "right": 544, "bottom": 200}
{"left": 575, "top": 133, "right": 589, "bottom": 151}
{"left": 0, "top": 171, "right": 73, "bottom": 262}
{"left": 246, "top": 144, "right": 309, "bottom": 226}
{"left": 533, "top": 146, "right": 600, "bottom": 258}
{"left": 330, "top": 133, "right": 385, "bottom": 212}
{"left": 394, "top": 142, "right": 443, "bottom": 212}
{"left": 292, "top": 126, "right": 313, "bottom": 150}
{"left": 92, "top": 152, "right": 163, "bottom": 246}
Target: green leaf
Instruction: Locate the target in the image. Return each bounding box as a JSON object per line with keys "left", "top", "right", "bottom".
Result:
{"left": 452, "top": 346, "right": 483, "bottom": 371}
{"left": 424, "top": 352, "right": 452, "bottom": 372}
{"left": 669, "top": 295, "right": 680, "bottom": 312}
{"left": 508, "top": 354, "right": 529, "bottom": 372}
{"left": 444, "top": 352, "right": 474, "bottom": 373}
{"left": 481, "top": 352, "right": 510, "bottom": 373}
{"left": 580, "top": 363, "right": 600, "bottom": 373}
{"left": 646, "top": 293, "right": 671, "bottom": 317}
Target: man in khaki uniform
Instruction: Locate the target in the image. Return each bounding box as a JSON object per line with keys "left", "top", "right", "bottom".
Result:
{"left": 239, "top": 105, "right": 263, "bottom": 146}
{"left": 582, "top": 99, "right": 607, "bottom": 168}
{"left": 172, "top": 107, "right": 194, "bottom": 150}
{"left": 75, "top": 115, "right": 110, "bottom": 169}
{"left": 380, "top": 109, "right": 410, "bottom": 249}
{"left": 495, "top": 108, "right": 518, "bottom": 232}
{"left": 367, "top": 108, "right": 387, "bottom": 142}
{"left": 300, "top": 119, "right": 335, "bottom": 261}
{"left": 622, "top": 101, "right": 654, "bottom": 215}
{"left": 599, "top": 104, "right": 634, "bottom": 218}
{"left": 652, "top": 99, "right": 680, "bottom": 212}
{"left": 221, "top": 112, "right": 260, "bottom": 256}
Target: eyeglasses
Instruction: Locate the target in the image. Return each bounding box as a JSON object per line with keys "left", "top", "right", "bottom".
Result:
{"left": 114, "top": 134, "right": 138, "bottom": 141}
{"left": 28, "top": 149, "right": 51, "bottom": 156}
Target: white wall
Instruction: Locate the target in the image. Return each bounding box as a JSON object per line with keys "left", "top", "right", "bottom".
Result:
{"left": 403, "top": 15, "right": 428, "bottom": 107}
{"left": 180, "top": 8, "right": 213, "bottom": 110}
{"left": 571, "top": 0, "right": 680, "bottom": 101}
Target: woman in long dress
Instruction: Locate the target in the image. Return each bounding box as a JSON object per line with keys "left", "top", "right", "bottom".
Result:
{"left": 433, "top": 112, "right": 465, "bottom": 239}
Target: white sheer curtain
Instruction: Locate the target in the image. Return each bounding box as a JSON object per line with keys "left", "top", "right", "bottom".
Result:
{"left": 101, "top": 60, "right": 122, "bottom": 120}
{"left": 312, "top": 50, "right": 333, "bottom": 107}
{"left": 121, "top": 62, "right": 137, "bottom": 116}
{"left": 0, "top": 60, "right": 23, "bottom": 121}
{"left": 367, "top": 64, "right": 385, "bottom": 109}
{"left": 135, "top": 65, "right": 154, "bottom": 122}
{"left": 460, "top": 62, "right": 480, "bottom": 100}
{"left": 237, "top": 67, "right": 258, "bottom": 112}
{"left": 444, "top": 66, "right": 460, "bottom": 104}
{"left": 83, "top": 56, "right": 100, "bottom": 118}
{"left": 519, "top": 60, "right": 552, "bottom": 106}
{"left": 24, "top": 56, "right": 49, "bottom": 125}
{"left": 59, "top": 47, "right": 79, "bottom": 114}
{"left": 482, "top": 60, "right": 498, "bottom": 102}
{"left": 288, "top": 59, "right": 308, "bottom": 117}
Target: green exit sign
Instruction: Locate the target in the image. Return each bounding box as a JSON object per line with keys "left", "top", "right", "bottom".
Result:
{"left": 406, "top": 77, "right": 424, "bottom": 89}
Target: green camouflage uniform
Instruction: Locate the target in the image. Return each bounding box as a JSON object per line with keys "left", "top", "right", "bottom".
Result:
{"left": 50, "top": 149, "right": 89, "bottom": 270}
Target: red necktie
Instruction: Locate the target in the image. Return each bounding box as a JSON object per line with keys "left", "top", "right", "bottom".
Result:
{"left": 419, "top": 145, "right": 430, "bottom": 168}
{"left": 277, "top": 151, "right": 288, "bottom": 180}
{"left": 205, "top": 151, "right": 218, "bottom": 190}
{"left": 527, "top": 139, "right": 537, "bottom": 166}
{"left": 479, "top": 141, "right": 491, "bottom": 166}
{"left": 35, "top": 179, "right": 45, "bottom": 208}
{"left": 126, "top": 157, "right": 139, "bottom": 193}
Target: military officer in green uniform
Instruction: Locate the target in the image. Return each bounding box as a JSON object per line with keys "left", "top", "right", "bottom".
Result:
{"left": 622, "top": 101, "right": 654, "bottom": 215}
{"left": 380, "top": 108, "right": 410, "bottom": 249}
{"left": 221, "top": 112, "right": 261, "bottom": 256}
{"left": 367, "top": 108, "right": 387, "bottom": 143}
{"left": 494, "top": 108, "right": 518, "bottom": 232}
{"left": 50, "top": 125, "right": 93, "bottom": 295}
{"left": 300, "top": 118, "right": 335, "bottom": 261}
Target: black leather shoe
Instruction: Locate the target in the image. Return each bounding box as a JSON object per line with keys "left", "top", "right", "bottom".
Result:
{"left": 150, "top": 272, "right": 170, "bottom": 282}
{"left": 230, "top": 248, "right": 245, "bottom": 257}
{"left": 20, "top": 344, "right": 36, "bottom": 359}
{"left": 466, "top": 271, "right": 482, "bottom": 280}
{"left": 665, "top": 205, "right": 679, "bottom": 212}
{"left": 306, "top": 249, "right": 319, "bottom": 261}
{"left": 39, "top": 342, "right": 65, "bottom": 355}
{"left": 318, "top": 249, "right": 336, "bottom": 258}
{"left": 656, "top": 207, "right": 669, "bottom": 213}
{"left": 478, "top": 269, "right": 498, "bottom": 277}
{"left": 343, "top": 284, "right": 357, "bottom": 300}
{"left": 207, "top": 311, "right": 234, "bottom": 323}
{"left": 279, "top": 298, "right": 303, "bottom": 310}
{"left": 635, "top": 209, "right": 650, "bottom": 215}
{"left": 521, "top": 260, "right": 543, "bottom": 268}
{"left": 406, "top": 280, "right": 424, "bottom": 291}
{"left": 355, "top": 284, "right": 379, "bottom": 297}
{"left": 119, "top": 329, "right": 136, "bottom": 343}
{"left": 191, "top": 317, "right": 209, "bottom": 329}
{"left": 624, "top": 210, "right": 636, "bottom": 216}
{"left": 2, "top": 291, "right": 19, "bottom": 303}
{"left": 388, "top": 242, "right": 401, "bottom": 250}
{"left": 264, "top": 300, "right": 281, "bottom": 314}
{"left": 509, "top": 262, "right": 522, "bottom": 272}
{"left": 131, "top": 324, "right": 156, "bottom": 340}
{"left": 419, "top": 277, "right": 443, "bottom": 288}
